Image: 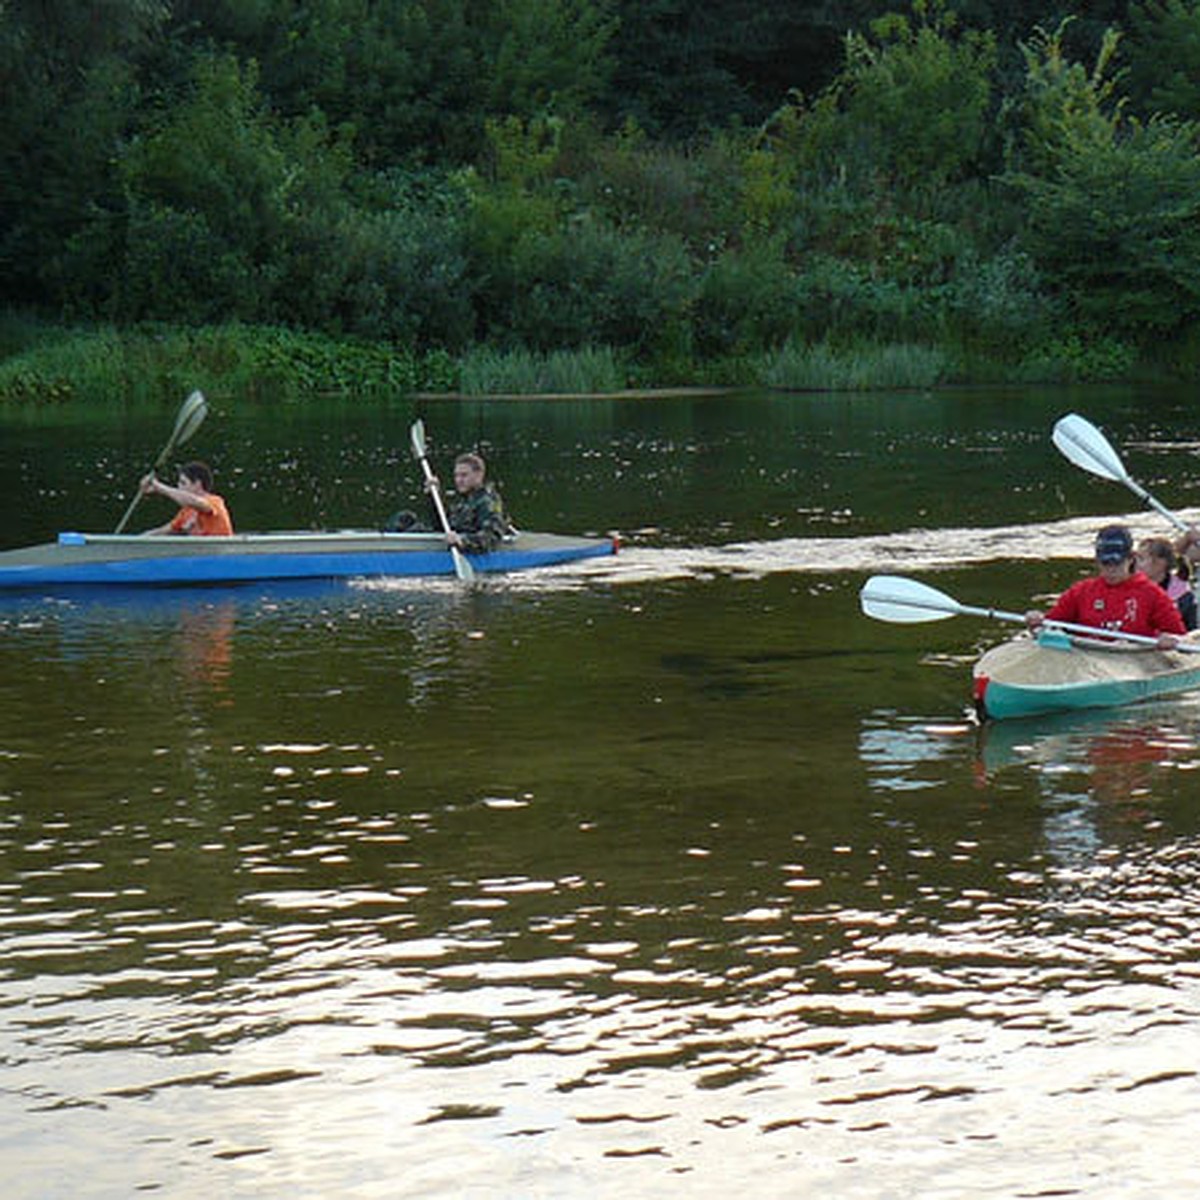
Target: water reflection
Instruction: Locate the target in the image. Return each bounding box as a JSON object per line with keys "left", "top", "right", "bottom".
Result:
{"left": 859, "top": 709, "right": 977, "bottom": 793}
{"left": 8, "top": 393, "right": 1200, "bottom": 1195}
{"left": 7, "top": 722, "right": 1200, "bottom": 1196}
{"left": 178, "top": 600, "right": 236, "bottom": 692}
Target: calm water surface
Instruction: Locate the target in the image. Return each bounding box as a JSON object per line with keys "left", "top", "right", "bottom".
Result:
{"left": 3, "top": 387, "right": 1200, "bottom": 1197}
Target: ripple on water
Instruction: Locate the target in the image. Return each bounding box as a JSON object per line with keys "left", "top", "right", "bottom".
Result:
{"left": 6, "top": 710, "right": 1200, "bottom": 1195}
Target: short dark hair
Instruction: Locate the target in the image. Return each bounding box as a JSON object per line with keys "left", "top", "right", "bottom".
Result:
{"left": 180, "top": 461, "right": 213, "bottom": 491}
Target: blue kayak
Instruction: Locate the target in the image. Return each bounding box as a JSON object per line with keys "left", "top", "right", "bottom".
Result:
{"left": 0, "top": 529, "right": 617, "bottom": 589}
{"left": 973, "top": 628, "right": 1200, "bottom": 720}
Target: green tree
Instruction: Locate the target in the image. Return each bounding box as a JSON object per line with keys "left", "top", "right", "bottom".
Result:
{"left": 1007, "top": 21, "right": 1200, "bottom": 335}
{"left": 167, "top": 0, "right": 485, "bottom": 165}
{"left": 1124, "top": 1, "right": 1200, "bottom": 118}
{"left": 0, "top": 0, "right": 167, "bottom": 309}
{"left": 117, "top": 53, "right": 352, "bottom": 321}
{"left": 791, "top": 0, "right": 998, "bottom": 188}
{"left": 485, "top": 0, "right": 617, "bottom": 119}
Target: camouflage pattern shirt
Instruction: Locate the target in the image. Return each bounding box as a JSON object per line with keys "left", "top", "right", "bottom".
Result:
{"left": 443, "top": 483, "right": 510, "bottom": 554}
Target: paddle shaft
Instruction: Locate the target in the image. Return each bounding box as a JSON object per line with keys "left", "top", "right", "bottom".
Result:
{"left": 419, "top": 456, "right": 456, "bottom": 539}
{"left": 1128, "top": 479, "right": 1189, "bottom": 532}
{"left": 411, "top": 424, "right": 474, "bottom": 582}
{"left": 114, "top": 391, "right": 207, "bottom": 534}
{"left": 114, "top": 423, "right": 194, "bottom": 533}
{"left": 964, "top": 602, "right": 1176, "bottom": 648}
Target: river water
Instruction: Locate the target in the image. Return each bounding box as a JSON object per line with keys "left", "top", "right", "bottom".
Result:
{"left": 3, "top": 386, "right": 1200, "bottom": 1197}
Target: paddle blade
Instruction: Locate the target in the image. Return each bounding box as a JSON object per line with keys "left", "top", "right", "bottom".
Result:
{"left": 860, "top": 574, "right": 959, "bottom": 623}
{"left": 451, "top": 546, "right": 476, "bottom": 583}
{"left": 410, "top": 419, "right": 427, "bottom": 460}
{"left": 172, "top": 390, "right": 208, "bottom": 448}
{"left": 1052, "top": 413, "right": 1128, "bottom": 483}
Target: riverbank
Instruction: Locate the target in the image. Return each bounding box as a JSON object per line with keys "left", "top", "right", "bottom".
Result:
{"left": 1, "top": 313, "right": 1192, "bottom": 404}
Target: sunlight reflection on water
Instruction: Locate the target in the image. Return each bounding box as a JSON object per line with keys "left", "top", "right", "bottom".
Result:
{"left": 7, "top": 520, "right": 1200, "bottom": 1190}
{"left": 6, "top": 728, "right": 1200, "bottom": 1198}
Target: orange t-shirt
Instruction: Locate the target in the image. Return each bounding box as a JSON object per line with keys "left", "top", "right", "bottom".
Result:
{"left": 169, "top": 493, "right": 233, "bottom": 536}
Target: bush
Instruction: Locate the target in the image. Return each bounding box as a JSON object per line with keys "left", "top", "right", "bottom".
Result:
{"left": 279, "top": 204, "right": 476, "bottom": 348}
{"left": 1008, "top": 23, "right": 1200, "bottom": 337}
{"left": 772, "top": 0, "right": 997, "bottom": 189}
{"left": 693, "top": 240, "right": 801, "bottom": 358}
{"left": 0, "top": 323, "right": 457, "bottom": 404}
{"left": 119, "top": 203, "right": 272, "bottom": 322}
{"left": 485, "top": 218, "right": 697, "bottom": 359}
{"left": 0, "top": 327, "right": 131, "bottom": 401}
{"left": 1019, "top": 332, "right": 1137, "bottom": 382}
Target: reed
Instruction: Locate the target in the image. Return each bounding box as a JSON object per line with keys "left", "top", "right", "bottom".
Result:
{"left": 458, "top": 345, "right": 629, "bottom": 394}
{"left": 757, "top": 339, "right": 949, "bottom": 391}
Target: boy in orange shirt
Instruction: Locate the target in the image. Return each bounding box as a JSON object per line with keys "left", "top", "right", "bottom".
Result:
{"left": 141, "top": 461, "right": 234, "bottom": 536}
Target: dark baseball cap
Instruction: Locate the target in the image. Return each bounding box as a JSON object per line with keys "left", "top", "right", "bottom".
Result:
{"left": 1095, "top": 524, "right": 1133, "bottom": 563}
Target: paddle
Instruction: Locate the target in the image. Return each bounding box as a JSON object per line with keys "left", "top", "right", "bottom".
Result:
{"left": 114, "top": 390, "right": 209, "bottom": 533}
{"left": 860, "top": 574, "right": 1200, "bottom": 652}
{"left": 1052, "top": 412, "right": 1189, "bottom": 532}
{"left": 410, "top": 419, "right": 475, "bottom": 583}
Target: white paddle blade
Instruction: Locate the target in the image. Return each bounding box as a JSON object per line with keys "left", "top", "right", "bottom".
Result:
{"left": 860, "top": 575, "right": 959, "bottom": 623}
{"left": 1052, "top": 413, "right": 1128, "bottom": 482}
{"left": 451, "top": 547, "right": 476, "bottom": 583}
{"left": 173, "top": 391, "right": 208, "bottom": 447}
{"left": 410, "top": 419, "right": 427, "bottom": 460}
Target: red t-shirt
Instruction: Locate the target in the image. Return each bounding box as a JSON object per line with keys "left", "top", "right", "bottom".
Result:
{"left": 1046, "top": 571, "right": 1186, "bottom": 638}
{"left": 169, "top": 493, "right": 233, "bottom": 536}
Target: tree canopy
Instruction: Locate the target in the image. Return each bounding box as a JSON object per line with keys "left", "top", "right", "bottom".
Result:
{"left": 6, "top": 0, "right": 1200, "bottom": 385}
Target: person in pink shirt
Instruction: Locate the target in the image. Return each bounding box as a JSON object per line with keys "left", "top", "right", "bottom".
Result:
{"left": 1026, "top": 524, "right": 1185, "bottom": 648}
{"left": 1136, "top": 536, "right": 1197, "bottom": 631}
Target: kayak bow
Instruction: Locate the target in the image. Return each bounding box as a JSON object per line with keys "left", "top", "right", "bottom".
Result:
{"left": 973, "top": 629, "right": 1200, "bottom": 720}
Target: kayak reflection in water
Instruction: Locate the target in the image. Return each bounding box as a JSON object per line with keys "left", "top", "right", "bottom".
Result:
{"left": 1136, "top": 536, "right": 1198, "bottom": 631}
{"left": 1025, "top": 523, "right": 1186, "bottom": 649}
{"left": 385, "top": 450, "right": 511, "bottom": 553}
{"left": 140, "top": 460, "right": 234, "bottom": 537}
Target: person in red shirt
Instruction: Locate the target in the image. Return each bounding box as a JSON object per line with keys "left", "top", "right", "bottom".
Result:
{"left": 140, "top": 461, "right": 234, "bottom": 536}
{"left": 1026, "top": 524, "right": 1184, "bottom": 648}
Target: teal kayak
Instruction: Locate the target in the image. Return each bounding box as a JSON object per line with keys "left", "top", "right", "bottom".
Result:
{"left": 973, "top": 629, "right": 1200, "bottom": 720}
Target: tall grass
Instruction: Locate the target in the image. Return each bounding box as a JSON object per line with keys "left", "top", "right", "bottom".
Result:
{"left": 756, "top": 339, "right": 950, "bottom": 391}
{"left": 0, "top": 326, "right": 137, "bottom": 401}
{"left": 0, "top": 322, "right": 457, "bottom": 402}
{"left": 458, "top": 345, "right": 630, "bottom": 394}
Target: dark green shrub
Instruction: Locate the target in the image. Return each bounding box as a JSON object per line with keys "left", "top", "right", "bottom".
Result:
{"left": 773, "top": 0, "right": 997, "bottom": 189}
{"left": 693, "top": 241, "right": 801, "bottom": 358}
{"left": 486, "top": 219, "right": 696, "bottom": 358}
{"left": 1124, "top": 1, "right": 1200, "bottom": 120}
{"left": 119, "top": 203, "right": 273, "bottom": 322}
{"left": 279, "top": 204, "right": 476, "bottom": 349}
{"left": 1020, "top": 331, "right": 1137, "bottom": 382}
{"left": 1008, "top": 23, "right": 1200, "bottom": 337}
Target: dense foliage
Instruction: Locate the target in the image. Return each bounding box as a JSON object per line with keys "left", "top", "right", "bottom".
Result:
{"left": 5, "top": 0, "right": 1200, "bottom": 393}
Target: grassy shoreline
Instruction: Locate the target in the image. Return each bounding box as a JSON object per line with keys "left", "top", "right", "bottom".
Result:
{"left": 0, "top": 314, "right": 1188, "bottom": 404}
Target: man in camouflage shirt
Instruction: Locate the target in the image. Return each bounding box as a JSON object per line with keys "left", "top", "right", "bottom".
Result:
{"left": 442, "top": 452, "right": 510, "bottom": 554}
{"left": 387, "top": 451, "right": 511, "bottom": 553}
